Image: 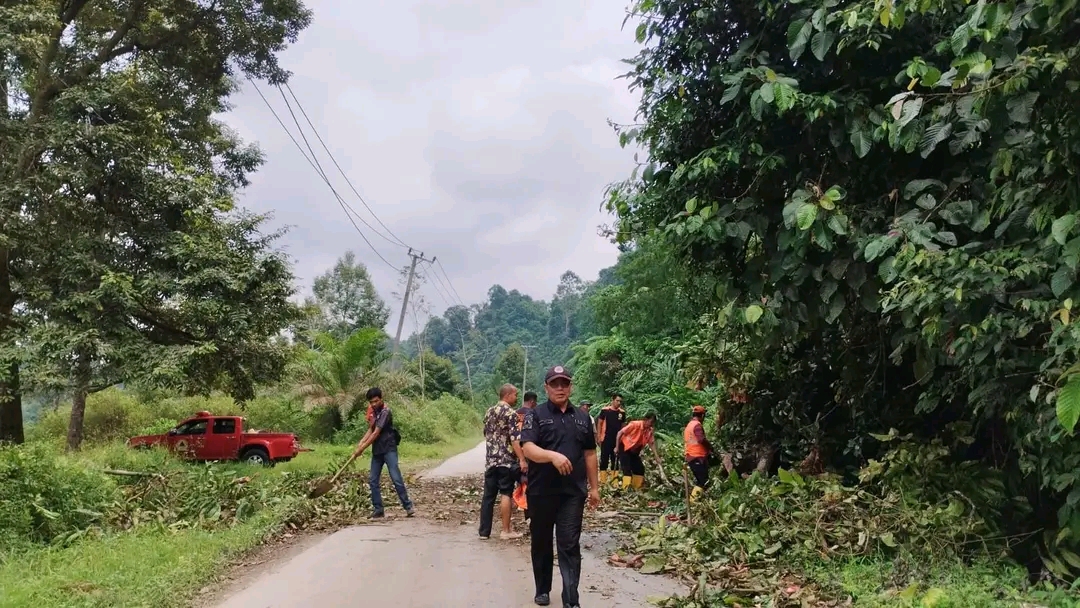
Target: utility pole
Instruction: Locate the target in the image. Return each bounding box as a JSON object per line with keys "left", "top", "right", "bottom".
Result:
{"left": 392, "top": 248, "right": 435, "bottom": 367}
{"left": 522, "top": 345, "right": 537, "bottom": 393}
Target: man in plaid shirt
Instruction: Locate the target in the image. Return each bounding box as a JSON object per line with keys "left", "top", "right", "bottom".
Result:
{"left": 479, "top": 383, "right": 527, "bottom": 540}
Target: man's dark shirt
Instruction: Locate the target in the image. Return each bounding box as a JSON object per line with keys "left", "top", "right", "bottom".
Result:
{"left": 598, "top": 407, "right": 626, "bottom": 443}
{"left": 520, "top": 400, "right": 597, "bottom": 497}
{"left": 370, "top": 406, "right": 397, "bottom": 456}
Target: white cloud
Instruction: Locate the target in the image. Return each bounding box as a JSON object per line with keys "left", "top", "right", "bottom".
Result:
{"left": 223, "top": 0, "right": 641, "bottom": 335}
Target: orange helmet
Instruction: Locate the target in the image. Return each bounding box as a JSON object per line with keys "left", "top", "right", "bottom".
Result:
{"left": 691, "top": 405, "right": 706, "bottom": 415}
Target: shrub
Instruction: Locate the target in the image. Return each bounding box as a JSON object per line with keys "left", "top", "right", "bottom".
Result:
{"left": 330, "top": 394, "right": 481, "bottom": 445}
{"left": 0, "top": 444, "right": 118, "bottom": 553}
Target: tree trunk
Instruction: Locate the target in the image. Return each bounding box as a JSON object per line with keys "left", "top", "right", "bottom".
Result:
{"left": 0, "top": 244, "right": 23, "bottom": 444}
{"left": 0, "top": 361, "right": 23, "bottom": 444}
{"left": 66, "top": 352, "right": 92, "bottom": 451}
{"left": 460, "top": 333, "right": 473, "bottom": 406}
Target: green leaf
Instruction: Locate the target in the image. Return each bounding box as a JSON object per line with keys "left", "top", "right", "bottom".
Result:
{"left": 759, "top": 82, "right": 775, "bottom": 103}
{"left": 1057, "top": 377, "right": 1080, "bottom": 433}
{"left": 636, "top": 22, "right": 648, "bottom": 43}
{"left": 787, "top": 20, "right": 812, "bottom": 60}
{"left": 922, "top": 67, "right": 942, "bottom": 87}
{"left": 720, "top": 83, "right": 741, "bottom": 105}
{"left": 934, "top": 231, "right": 957, "bottom": 246}
{"left": 1053, "top": 214, "right": 1076, "bottom": 246}
{"left": 827, "top": 214, "right": 849, "bottom": 235}
{"left": 880, "top": 532, "right": 897, "bottom": 547}
{"left": 898, "top": 98, "right": 924, "bottom": 128}
{"left": 750, "top": 90, "right": 766, "bottom": 120}
{"left": 685, "top": 198, "right": 698, "bottom": 214}
{"left": 850, "top": 129, "right": 872, "bottom": 158}
{"left": 864, "top": 238, "right": 888, "bottom": 262}
{"left": 763, "top": 542, "right": 783, "bottom": 555}
{"left": 777, "top": 468, "right": 794, "bottom": 483}
{"left": 639, "top": 555, "right": 666, "bottom": 574}
{"left": 744, "top": 305, "right": 764, "bottom": 324}
{"left": 1006, "top": 92, "right": 1039, "bottom": 124}
{"left": 919, "top": 122, "right": 952, "bottom": 158}
{"left": 774, "top": 83, "right": 796, "bottom": 112}
{"left": 824, "top": 186, "right": 846, "bottom": 201}
{"left": 1052, "top": 266, "right": 1073, "bottom": 298}
{"left": 796, "top": 203, "right": 818, "bottom": 230}
{"left": 810, "top": 31, "right": 835, "bottom": 61}
{"left": 904, "top": 179, "right": 944, "bottom": 200}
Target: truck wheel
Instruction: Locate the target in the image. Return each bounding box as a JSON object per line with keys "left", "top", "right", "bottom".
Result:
{"left": 241, "top": 448, "right": 271, "bottom": 466}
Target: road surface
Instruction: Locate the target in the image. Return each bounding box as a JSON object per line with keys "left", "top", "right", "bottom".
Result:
{"left": 214, "top": 442, "right": 684, "bottom": 608}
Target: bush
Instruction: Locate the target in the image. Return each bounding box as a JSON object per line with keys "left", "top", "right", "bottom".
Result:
{"left": 0, "top": 444, "right": 118, "bottom": 553}
{"left": 331, "top": 394, "right": 481, "bottom": 446}
{"left": 26, "top": 389, "right": 327, "bottom": 446}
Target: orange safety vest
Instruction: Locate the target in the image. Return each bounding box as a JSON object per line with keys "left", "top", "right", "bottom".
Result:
{"left": 619, "top": 420, "right": 653, "bottom": 453}
{"left": 684, "top": 419, "right": 708, "bottom": 459}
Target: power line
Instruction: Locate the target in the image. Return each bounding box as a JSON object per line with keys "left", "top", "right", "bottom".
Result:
{"left": 282, "top": 82, "right": 413, "bottom": 250}
{"left": 424, "top": 269, "right": 455, "bottom": 310}
{"left": 434, "top": 259, "right": 466, "bottom": 305}
{"left": 425, "top": 261, "right": 461, "bottom": 308}
{"left": 274, "top": 85, "right": 407, "bottom": 267}
{"left": 247, "top": 77, "right": 401, "bottom": 272}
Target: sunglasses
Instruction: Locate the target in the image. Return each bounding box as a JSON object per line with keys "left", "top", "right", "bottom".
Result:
{"left": 547, "top": 378, "right": 571, "bottom": 389}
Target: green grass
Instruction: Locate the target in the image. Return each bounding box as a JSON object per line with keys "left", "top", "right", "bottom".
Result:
{"left": 803, "top": 556, "right": 1080, "bottom": 607}
{"left": 0, "top": 434, "right": 480, "bottom": 608}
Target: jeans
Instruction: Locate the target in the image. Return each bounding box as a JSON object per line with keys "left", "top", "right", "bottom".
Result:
{"left": 369, "top": 450, "right": 413, "bottom": 514}
{"left": 529, "top": 493, "right": 586, "bottom": 606}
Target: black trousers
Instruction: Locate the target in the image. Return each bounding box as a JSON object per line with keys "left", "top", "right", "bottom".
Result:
{"left": 529, "top": 493, "right": 586, "bottom": 606}
{"left": 687, "top": 457, "right": 709, "bottom": 489}
{"left": 620, "top": 449, "right": 645, "bottom": 476}
{"left": 479, "top": 466, "right": 516, "bottom": 538}
{"left": 599, "top": 437, "right": 618, "bottom": 471}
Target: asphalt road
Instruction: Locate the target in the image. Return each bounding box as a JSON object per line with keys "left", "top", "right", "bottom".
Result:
{"left": 214, "top": 443, "right": 683, "bottom": 608}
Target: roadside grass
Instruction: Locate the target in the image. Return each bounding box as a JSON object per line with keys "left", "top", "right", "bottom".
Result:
{"left": 802, "top": 556, "right": 1077, "bottom": 607}
{"left": 0, "top": 433, "right": 480, "bottom": 608}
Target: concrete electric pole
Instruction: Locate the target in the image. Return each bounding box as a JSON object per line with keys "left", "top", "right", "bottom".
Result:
{"left": 392, "top": 248, "right": 435, "bottom": 367}
{"left": 522, "top": 345, "right": 537, "bottom": 393}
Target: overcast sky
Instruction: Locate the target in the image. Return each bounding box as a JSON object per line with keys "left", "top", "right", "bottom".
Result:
{"left": 223, "top": 0, "right": 642, "bottom": 335}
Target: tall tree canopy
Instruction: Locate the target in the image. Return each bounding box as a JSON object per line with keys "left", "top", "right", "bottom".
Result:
{"left": 605, "top": 0, "right": 1080, "bottom": 564}
{"left": 311, "top": 250, "right": 391, "bottom": 337}
{"left": 0, "top": 0, "right": 312, "bottom": 443}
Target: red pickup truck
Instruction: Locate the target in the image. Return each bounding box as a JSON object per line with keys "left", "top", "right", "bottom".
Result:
{"left": 126, "top": 411, "right": 307, "bottom": 466}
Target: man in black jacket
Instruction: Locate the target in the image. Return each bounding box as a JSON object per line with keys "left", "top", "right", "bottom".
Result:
{"left": 520, "top": 366, "right": 600, "bottom": 608}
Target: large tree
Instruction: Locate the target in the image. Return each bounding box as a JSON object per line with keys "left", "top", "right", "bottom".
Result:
{"left": 0, "top": 0, "right": 312, "bottom": 443}
{"left": 611, "top": 0, "right": 1080, "bottom": 562}
{"left": 311, "top": 250, "right": 391, "bottom": 337}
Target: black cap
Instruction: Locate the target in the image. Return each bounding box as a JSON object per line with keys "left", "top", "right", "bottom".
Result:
{"left": 544, "top": 365, "right": 572, "bottom": 383}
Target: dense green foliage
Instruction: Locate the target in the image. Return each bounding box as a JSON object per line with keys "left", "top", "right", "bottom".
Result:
{"left": 407, "top": 271, "right": 601, "bottom": 399}
{"left": 0, "top": 0, "right": 314, "bottom": 445}
{"left": 590, "top": 0, "right": 1080, "bottom": 580}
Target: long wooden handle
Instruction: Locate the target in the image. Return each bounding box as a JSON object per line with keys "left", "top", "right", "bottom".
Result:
{"left": 329, "top": 452, "right": 360, "bottom": 484}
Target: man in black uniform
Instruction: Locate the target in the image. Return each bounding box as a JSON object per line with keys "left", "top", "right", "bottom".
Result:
{"left": 595, "top": 394, "right": 626, "bottom": 485}
{"left": 520, "top": 365, "right": 600, "bottom": 608}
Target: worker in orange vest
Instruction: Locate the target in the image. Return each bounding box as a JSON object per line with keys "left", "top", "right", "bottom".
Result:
{"left": 615, "top": 412, "right": 658, "bottom": 491}
{"left": 684, "top": 405, "right": 713, "bottom": 502}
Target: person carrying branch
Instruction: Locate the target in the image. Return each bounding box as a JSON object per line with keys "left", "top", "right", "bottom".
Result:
{"left": 615, "top": 412, "right": 659, "bottom": 491}
{"left": 684, "top": 405, "right": 713, "bottom": 501}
